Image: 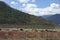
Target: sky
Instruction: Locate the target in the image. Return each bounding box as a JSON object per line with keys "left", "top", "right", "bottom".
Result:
{"left": 0, "top": 0, "right": 60, "bottom": 16}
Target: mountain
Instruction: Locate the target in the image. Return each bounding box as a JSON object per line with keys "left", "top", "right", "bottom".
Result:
{"left": 42, "top": 15, "right": 53, "bottom": 19}
{"left": 45, "top": 14, "right": 60, "bottom": 25}
{"left": 0, "top": 1, "right": 58, "bottom": 28}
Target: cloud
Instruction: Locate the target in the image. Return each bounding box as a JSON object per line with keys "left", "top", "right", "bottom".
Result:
{"left": 31, "top": 0, "right": 35, "bottom": 2}
{"left": 21, "top": 4, "right": 40, "bottom": 16}
{"left": 50, "top": 3, "right": 59, "bottom": 8}
{"left": 17, "top": 0, "right": 35, "bottom": 3}
{"left": 21, "top": 3, "right": 60, "bottom": 16}
{"left": 22, "top": 3, "right": 26, "bottom": 7}
{"left": 11, "top": 1, "right": 17, "bottom": 5}
{"left": 17, "top": 0, "right": 30, "bottom": 3}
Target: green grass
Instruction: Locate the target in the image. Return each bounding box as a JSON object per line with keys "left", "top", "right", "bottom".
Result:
{"left": 0, "top": 38, "right": 60, "bottom": 40}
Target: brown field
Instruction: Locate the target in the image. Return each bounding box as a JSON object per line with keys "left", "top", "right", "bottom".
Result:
{"left": 0, "top": 31, "right": 60, "bottom": 40}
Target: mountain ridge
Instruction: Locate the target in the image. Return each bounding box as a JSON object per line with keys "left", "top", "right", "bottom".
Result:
{"left": 46, "top": 14, "right": 60, "bottom": 25}
{"left": 0, "top": 1, "right": 59, "bottom": 29}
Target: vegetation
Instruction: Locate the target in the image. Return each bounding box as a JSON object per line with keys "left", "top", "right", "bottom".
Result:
{"left": 0, "top": 1, "right": 58, "bottom": 28}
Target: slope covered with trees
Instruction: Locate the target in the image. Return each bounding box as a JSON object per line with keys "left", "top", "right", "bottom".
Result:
{"left": 0, "top": 1, "right": 58, "bottom": 28}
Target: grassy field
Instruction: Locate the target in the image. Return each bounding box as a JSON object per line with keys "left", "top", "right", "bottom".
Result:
{"left": 0, "top": 38, "right": 60, "bottom": 40}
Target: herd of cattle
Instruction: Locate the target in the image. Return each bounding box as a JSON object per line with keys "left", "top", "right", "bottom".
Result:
{"left": 0, "top": 28, "right": 60, "bottom": 32}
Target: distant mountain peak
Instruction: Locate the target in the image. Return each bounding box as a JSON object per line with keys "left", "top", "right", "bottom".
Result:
{"left": 43, "top": 14, "right": 60, "bottom": 25}
{"left": 54, "top": 14, "right": 60, "bottom": 16}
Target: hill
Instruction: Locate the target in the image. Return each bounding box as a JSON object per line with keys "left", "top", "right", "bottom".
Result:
{"left": 0, "top": 1, "right": 58, "bottom": 28}
{"left": 42, "top": 15, "right": 53, "bottom": 19}
{"left": 45, "top": 14, "right": 60, "bottom": 25}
